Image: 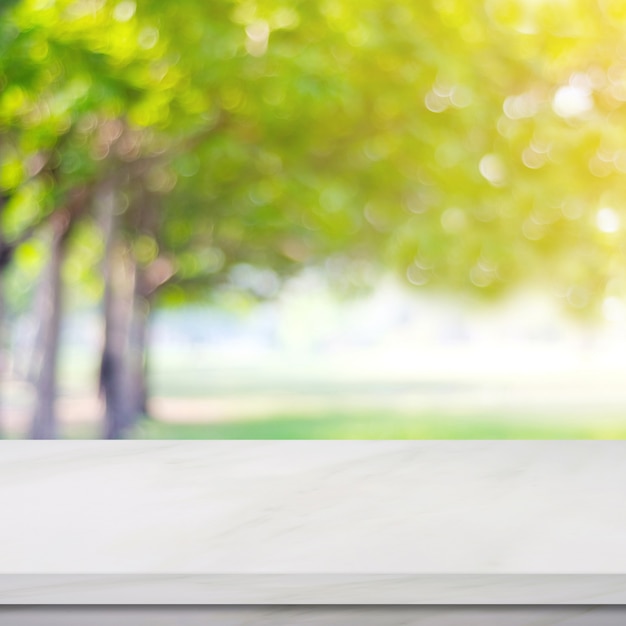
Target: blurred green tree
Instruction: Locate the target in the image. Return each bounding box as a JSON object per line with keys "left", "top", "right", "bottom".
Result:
{"left": 4, "top": 0, "right": 626, "bottom": 437}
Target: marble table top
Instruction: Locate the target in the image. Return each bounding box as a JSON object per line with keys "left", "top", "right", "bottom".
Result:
{"left": 1, "top": 440, "right": 625, "bottom": 603}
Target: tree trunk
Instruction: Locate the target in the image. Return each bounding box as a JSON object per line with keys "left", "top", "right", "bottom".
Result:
{"left": 101, "top": 255, "right": 152, "bottom": 437}
{"left": 127, "top": 283, "right": 150, "bottom": 421}
{"left": 0, "top": 265, "right": 8, "bottom": 439}
{"left": 101, "top": 277, "right": 133, "bottom": 439}
{"left": 0, "top": 194, "right": 12, "bottom": 438}
{"left": 0, "top": 265, "right": 12, "bottom": 440}
{"left": 99, "top": 186, "right": 136, "bottom": 439}
{"left": 30, "top": 213, "right": 71, "bottom": 439}
{"left": 99, "top": 184, "right": 164, "bottom": 437}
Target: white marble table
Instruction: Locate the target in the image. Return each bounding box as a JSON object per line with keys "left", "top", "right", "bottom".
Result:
{"left": 1, "top": 441, "right": 625, "bottom": 603}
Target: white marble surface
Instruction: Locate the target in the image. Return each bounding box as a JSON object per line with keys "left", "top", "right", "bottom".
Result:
{"left": 1, "top": 441, "right": 626, "bottom": 603}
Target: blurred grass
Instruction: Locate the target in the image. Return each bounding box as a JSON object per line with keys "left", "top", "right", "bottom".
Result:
{"left": 128, "top": 410, "right": 626, "bottom": 440}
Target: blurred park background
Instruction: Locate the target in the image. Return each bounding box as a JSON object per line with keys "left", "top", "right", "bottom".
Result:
{"left": 3, "top": 0, "right": 626, "bottom": 438}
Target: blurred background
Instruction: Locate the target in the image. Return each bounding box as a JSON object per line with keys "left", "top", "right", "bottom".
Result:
{"left": 2, "top": 0, "right": 626, "bottom": 438}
